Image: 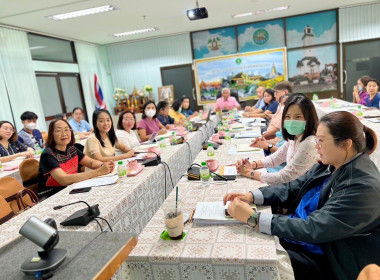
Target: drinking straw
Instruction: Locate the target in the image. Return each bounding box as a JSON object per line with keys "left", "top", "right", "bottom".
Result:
{"left": 175, "top": 185, "right": 178, "bottom": 216}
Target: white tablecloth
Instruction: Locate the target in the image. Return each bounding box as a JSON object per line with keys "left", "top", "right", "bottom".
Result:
{"left": 0, "top": 120, "right": 217, "bottom": 248}
{"left": 313, "top": 99, "right": 380, "bottom": 169}
{"left": 123, "top": 129, "right": 294, "bottom": 280}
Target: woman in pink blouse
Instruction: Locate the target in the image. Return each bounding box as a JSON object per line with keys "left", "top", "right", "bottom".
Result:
{"left": 237, "top": 93, "right": 319, "bottom": 185}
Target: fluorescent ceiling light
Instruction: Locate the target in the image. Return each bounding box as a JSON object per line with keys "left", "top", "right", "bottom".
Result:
{"left": 48, "top": 5, "right": 116, "bottom": 20}
{"left": 29, "top": 46, "right": 46, "bottom": 50}
{"left": 112, "top": 28, "right": 159, "bottom": 37}
{"left": 232, "top": 6, "right": 289, "bottom": 18}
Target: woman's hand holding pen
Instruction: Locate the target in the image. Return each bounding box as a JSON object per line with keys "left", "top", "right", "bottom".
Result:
{"left": 236, "top": 160, "right": 251, "bottom": 177}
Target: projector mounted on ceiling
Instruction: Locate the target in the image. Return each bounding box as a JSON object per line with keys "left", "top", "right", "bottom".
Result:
{"left": 187, "top": 1, "right": 208, "bottom": 21}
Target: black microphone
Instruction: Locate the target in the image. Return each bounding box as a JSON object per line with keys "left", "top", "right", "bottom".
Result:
{"left": 135, "top": 151, "right": 162, "bottom": 166}
{"left": 53, "top": 201, "right": 96, "bottom": 216}
{"left": 53, "top": 201, "right": 100, "bottom": 226}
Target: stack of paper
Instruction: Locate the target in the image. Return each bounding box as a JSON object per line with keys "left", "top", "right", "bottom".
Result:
{"left": 236, "top": 144, "right": 261, "bottom": 152}
{"left": 71, "top": 174, "right": 119, "bottom": 189}
{"left": 193, "top": 201, "right": 243, "bottom": 225}
{"left": 234, "top": 131, "right": 261, "bottom": 138}
{"left": 219, "top": 166, "right": 237, "bottom": 176}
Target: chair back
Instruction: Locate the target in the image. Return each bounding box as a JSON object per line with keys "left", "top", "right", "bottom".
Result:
{"left": 0, "top": 177, "right": 38, "bottom": 213}
{"left": 216, "top": 90, "right": 240, "bottom": 102}
{"left": 41, "top": 131, "right": 48, "bottom": 143}
{"left": 19, "top": 158, "right": 39, "bottom": 194}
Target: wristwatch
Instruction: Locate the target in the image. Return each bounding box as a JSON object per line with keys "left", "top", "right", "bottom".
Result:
{"left": 247, "top": 210, "right": 259, "bottom": 228}
{"left": 267, "top": 143, "right": 273, "bottom": 152}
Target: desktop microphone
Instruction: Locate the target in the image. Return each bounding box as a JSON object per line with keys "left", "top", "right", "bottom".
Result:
{"left": 135, "top": 151, "right": 162, "bottom": 166}
{"left": 53, "top": 201, "right": 100, "bottom": 226}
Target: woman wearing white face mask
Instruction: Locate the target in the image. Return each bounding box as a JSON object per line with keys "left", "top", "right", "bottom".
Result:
{"left": 237, "top": 93, "right": 319, "bottom": 185}
{"left": 353, "top": 76, "right": 371, "bottom": 105}
{"left": 18, "top": 111, "right": 45, "bottom": 150}
{"left": 137, "top": 101, "right": 167, "bottom": 142}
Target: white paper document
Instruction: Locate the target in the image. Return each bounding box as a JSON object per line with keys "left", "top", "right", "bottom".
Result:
{"left": 193, "top": 201, "right": 243, "bottom": 225}
{"left": 229, "top": 146, "right": 262, "bottom": 155}
{"left": 234, "top": 131, "right": 261, "bottom": 139}
{"left": 72, "top": 174, "right": 119, "bottom": 189}
{"left": 221, "top": 166, "right": 237, "bottom": 176}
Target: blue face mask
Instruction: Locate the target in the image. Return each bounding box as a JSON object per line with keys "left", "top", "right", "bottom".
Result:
{"left": 284, "top": 120, "right": 306, "bottom": 136}
{"left": 358, "top": 85, "right": 363, "bottom": 92}
{"left": 178, "top": 107, "right": 182, "bottom": 113}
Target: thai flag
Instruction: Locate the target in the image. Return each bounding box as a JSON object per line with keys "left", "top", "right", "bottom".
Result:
{"left": 94, "top": 74, "right": 107, "bottom": 109}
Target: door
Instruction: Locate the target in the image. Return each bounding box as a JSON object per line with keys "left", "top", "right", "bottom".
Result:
{"left": 160, "top": 64, "right": 197, "bottom": 110}
{"left": 36, "top": 73, "right": 86, "bottom": 126}
{"left": 343, "top": 39, "right": 380, "bottom": 101}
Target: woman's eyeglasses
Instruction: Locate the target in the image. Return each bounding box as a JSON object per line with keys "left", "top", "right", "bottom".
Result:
{"left": 315, "top": 137, "right": 338, "bottom": 148}
{"left": 1, "top": 127, "right": 15, "bottom": 132}
{"left": 54, "top": 129, "right": 72, "bottom": 135}
{"left": 123, "top": 118, "right": 135, "bottom": 122}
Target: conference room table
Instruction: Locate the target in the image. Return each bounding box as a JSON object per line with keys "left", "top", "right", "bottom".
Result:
{"left": 0, "top": 119, "right": 217, "bottom": 249}
{"left": 313, "top": 98, "right": 380, "bottom": 169}
{"left": 123, "top": 130, "right": 294, "bottom": 280}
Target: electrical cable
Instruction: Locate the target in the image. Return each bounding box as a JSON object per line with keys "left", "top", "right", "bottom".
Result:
{"left": 161, "top": 161, "right": 175, "bottom": 189}
{"left": 93, "top": 218, "right": 103, "bottom": 232}
{"left": 95, "top": 217, "right": 113, "bottom": 232}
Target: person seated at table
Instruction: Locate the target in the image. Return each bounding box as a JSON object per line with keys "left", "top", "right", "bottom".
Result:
{"left": 224, "top": 111, "right": 380, "bottom": 280}
{"left": 157, "top": 101, "right": 175, "bottom": 128}
{"left": 365, "top": 79, "right": 380, "bottom": 109}
{"left": 262, "top": 81, "right": 293, "bottom": 140}
{"left": 115, "top": 110, "right": 140, "bottom": 150}
{"left": 55, "top": 113, "right": 67, "bottom": 121}
{"left": 68, "top": 107, "right": 93, "bottom": 138}
{"left": 215, "top": 88, "right": 241, "bottom": 111}
{"left": 38, "top": 119, "right": 114, "bottom": 199}
{"left": 181, "top": 97, "right": 198, "bottom": 119}
{"left": 353, "top": 75, "right": 371, "bottom": 105}
{"left": 84, "top": 109, "right": 135, "bottom": 162}
{"left": 0, "top": 121, "right": 34, "bottom": 163}
{"left": 237, "top": 93, "right": 319, "bottom": 185}
{"left": 245, "top": 86, "right": 266, "bottom": 113}
{"left": 169, "top": 100, "right": 186, "bottom": 125}
{"left": 250, "top": 95, "right": 289, "bottom": 173}
{"left": 18, "top": 111, "right": 45, "bottom": 150}
{"left": 137, "top": 101, "right": 167, "bottom": 142}
{"left": 243, "top": 89, "right": 278, "bottom": 118}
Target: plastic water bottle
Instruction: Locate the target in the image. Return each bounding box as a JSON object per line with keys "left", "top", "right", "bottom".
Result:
{"left": 217, "top": 122, "right": 223, "bottom": 132}
{"left": 312, "top": 93, "right": 319, "bottom": 101}
{"left": 225, "top": 129, "right": 231, "bottom": 144}
{"left": 0, "top": 160, "right": 3, "bottom": 172}
{"left": 357, "top": 105, "right": 364, "bottom": 119}
{"left": 34, "top": 144, "right": 42, "bottom": 155}
{"left": 117, "top": 161, "right": 127, "bottom": 178}
{"left": 170, "top": 131, "right": 177, "bottom": 145}
{"left": 200, "top": 162, "right": 210, "bottom": 187}
{"left": 159, "top": 137, "right": 167, "bottom": 148}
{"left": 187, "top": 121, "right": 193, "bottom": 132}
{"left": 207, "top": 143, "right": 215, "bottom": 159}
{"left": 199, "top": 110, "right": 203, "bottom": 120}
{"left": 75, "top": 132, "right": 81, "bottom": 141}
{"left": 233, "top": 107, "right": 239, "bottom": 119}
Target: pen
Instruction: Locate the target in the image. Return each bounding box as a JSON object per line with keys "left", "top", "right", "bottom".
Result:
{"left": 242, "top": 157, "right": 249, "bottom": 166}
{"left": 189, "top": 209, "right": 195, "bottom": 223}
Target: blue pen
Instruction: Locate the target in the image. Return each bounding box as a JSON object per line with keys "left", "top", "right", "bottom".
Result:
{"left": 242, "top": 157, "right": 249, "bottom": 166}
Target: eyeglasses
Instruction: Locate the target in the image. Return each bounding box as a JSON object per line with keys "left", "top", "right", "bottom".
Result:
{"left": 123, "top": 118, "right": 135, "bottom": 122}
{"left": 54, "top": 129, "right": 72, "bottom": 135}
{"left": 1, "top": 126, "right": 15, "bottom": 132}
{"left": 315, "top": 137, "right": 338, "bottom": 148}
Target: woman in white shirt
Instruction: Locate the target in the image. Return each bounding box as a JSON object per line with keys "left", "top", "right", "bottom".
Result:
{"left": 237, "top": 93, "right": 319, "bottom": 185}
{"left": 115, "top": 111, "right": 140, "bottom": 151}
